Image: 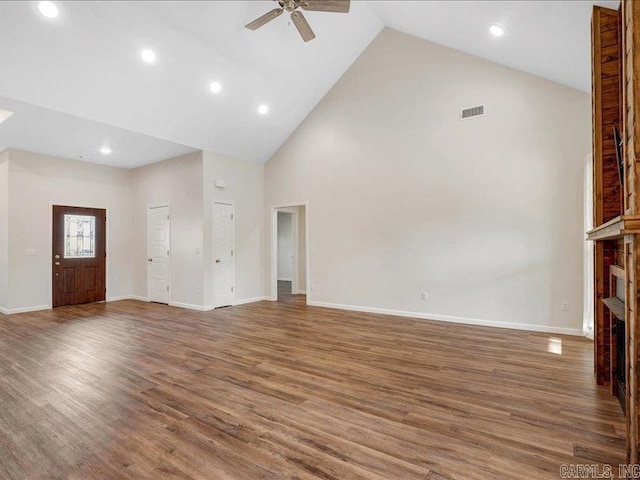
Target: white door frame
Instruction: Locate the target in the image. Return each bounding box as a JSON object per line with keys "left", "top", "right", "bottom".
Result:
{"left": 213, "top": 200, "right": 236, "bottom": 307}
{"left": 276, "top": 209, "right": 298, "bottom": 294}
{"left": 270, "top": 201, "right": 310, "bottom": 303}
{"left": 47, "top": 201, "right": 111, "bottom": 309}
{"left": 147, "top": 203, "right": 171, "bottom": 303}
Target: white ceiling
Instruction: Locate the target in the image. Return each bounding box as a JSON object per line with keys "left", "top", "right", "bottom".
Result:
{"left": 369, "top": 0, "right": 619, "bottom": 93}
{"left": 0, "top": 1, "right": 619, "bottom": 166}
{"left": 0, "top": 1, "right": 383, "bottom": 164}
{"left": 0, "top": 95, "right": 196, "bottom": 168}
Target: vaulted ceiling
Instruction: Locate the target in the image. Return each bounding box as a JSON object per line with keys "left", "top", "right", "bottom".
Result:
{"left": 0, "top": 0, "right": 619, "bottom": 166}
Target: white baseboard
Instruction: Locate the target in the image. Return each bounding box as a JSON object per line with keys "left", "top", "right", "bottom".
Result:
{"left": 107, "top": 295, "right": 134, "bottom": 302}
{"left": 234, "top": 296, "right": 269, "bottom": 306}
{"left": 294, "top": 290, "right": 307, "bottom": 295}
{"left": 0, "top": 304, "right": 50, "bottom": 315}
{"left": 277, "top": 277, "right": 293, "bottom": 282}
{"left": 128, "top": 295, "right": 150, "bottom": 302}
{"left": 107, "top": 295, "right": 149, "bottom": 303}
{"left": 307, "top": 300, "right": 584, "bottom": 336}
{"left": 169, "top": 301, "right": 209, "bottom": 312}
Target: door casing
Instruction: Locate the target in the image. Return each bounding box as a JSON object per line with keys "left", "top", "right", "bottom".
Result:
{"left": 270, "top": 201, "right": 310, "bottom": 303}
{"left": 48, "top": 202, "right": 110, "bottom": 309}
{"left": 51, "top": 205, "right": 107, "bottom": 307}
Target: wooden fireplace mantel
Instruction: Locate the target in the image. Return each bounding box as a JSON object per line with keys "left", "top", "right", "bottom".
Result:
{"left": 586, "top": 215, "right": 640, "bottom": 241}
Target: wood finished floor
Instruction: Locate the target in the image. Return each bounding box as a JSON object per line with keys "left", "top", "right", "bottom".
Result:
{"left": 0, "top": 297, "right": 626, "bottom": 480}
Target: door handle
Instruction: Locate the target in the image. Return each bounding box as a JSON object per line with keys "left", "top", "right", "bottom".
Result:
{"left": 147, "top": 258, "right": 153, "bottom": 262}
{"left": 54, "top": 254, "right": 60, "bottom": 260}
{"left": 55, "top": 262, "right": 60, "bottom": 266}
{"left": 215, "top": 259, "right": 221, "bottom": 263}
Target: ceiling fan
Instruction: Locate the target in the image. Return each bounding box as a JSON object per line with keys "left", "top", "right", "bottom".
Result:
{"left": 245, "top": 0, "right": 351, "bottom": 43}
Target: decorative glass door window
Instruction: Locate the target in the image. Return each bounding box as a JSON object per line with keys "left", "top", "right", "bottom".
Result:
{"left": 64, "top": 214, "right": 96, "bottom": 258}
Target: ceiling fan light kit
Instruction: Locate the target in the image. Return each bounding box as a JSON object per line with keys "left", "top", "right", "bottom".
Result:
{"left": 245, "top": 0, "right": 351, "bottom": 42}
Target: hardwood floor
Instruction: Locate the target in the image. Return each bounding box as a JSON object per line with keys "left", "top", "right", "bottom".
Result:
{"left": 278, "top": 280, "right": 304, "bottom": 306}
{"left": 0, "top": 298, "right": 626, "bottom": 479}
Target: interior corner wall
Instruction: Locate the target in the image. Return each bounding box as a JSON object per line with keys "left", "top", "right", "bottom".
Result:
{"left": 5, "top": 149, "right": 132, "bottom": 312}
{"left": 130, "top": 151, "right": 204, "bottom": 308}
{"left": 202, "top": 151, "right": 264, "bottom": 306}
{"left": 0, "top": 150, "right": 9, "bottom": 311}
{"left": 264, "top": 28, "right": 591, "bottom": 334}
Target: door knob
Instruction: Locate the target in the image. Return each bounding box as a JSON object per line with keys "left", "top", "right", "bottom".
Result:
{"left": 54, "top": 254, "right": 60, "bottom": 260}
{"left": 215, "top": 259, "right": 221, "bottom": 263}
{"left": 55, "top": 262, "right": 60, "bottom": 265}
{"left": 147, "top": 258, "right": 153, "bottom": 262}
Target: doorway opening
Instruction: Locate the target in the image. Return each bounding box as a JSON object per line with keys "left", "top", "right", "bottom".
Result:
{"left": 271, "top": 203, "right": 308, "bottom": 304}
{"left": 52, "top": 205, "right": 106, "bottom": 307}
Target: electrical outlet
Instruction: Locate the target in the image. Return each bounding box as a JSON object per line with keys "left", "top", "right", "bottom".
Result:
{"left": 561, "top": 301, "right": 569, "bottom": 311}
{"left": 421, "top": 292, "right": 428, "bottom": 301}
{"left": 310, "top": 283, "right": 316, "bottom": 291}
{"left": 195, "top": 286, "right": 201, "bottom": 294}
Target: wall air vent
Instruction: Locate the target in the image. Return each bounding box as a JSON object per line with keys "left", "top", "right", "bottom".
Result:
{"left": 460, "top": 105, "right": 485, "bottom": 120}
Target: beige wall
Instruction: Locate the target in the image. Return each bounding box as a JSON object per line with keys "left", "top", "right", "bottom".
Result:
{"left": 4, "top": 149, "right": 132, "bottom": 312}
{"left": 264, "top": 28, "right": 591, "bottom": 334}
{"left": 203, "top": 151, "right": 264, "bottom": 306}
{"left": 130, "top": 151, "right": 204, "bottom": 308}
{"left": 0, "top": 150, "right": 8, "bottom": 310}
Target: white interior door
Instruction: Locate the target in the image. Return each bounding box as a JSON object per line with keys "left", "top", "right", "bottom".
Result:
{"left": 213, "top": 202, "right": 234, "bottom": 307}
{"left": 148, "top": 206, "right": 170, "bottom": 304}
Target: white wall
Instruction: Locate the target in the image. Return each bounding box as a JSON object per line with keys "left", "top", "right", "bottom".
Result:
{"left": 0, "top": 150, "right": 8, "bottom": 311}
{"left": 295, "top": 206, "right": 306, "bottom": 293}
{"left": 277, "top": 212, "right": 293, "bottom": 281}
{"left": 5, "top": 149, "right": 132, "bottom": 312}
{"left": 265, "top": 28, "right": 591, "bottom": 334}
{"left": 130, "top": 151, "right": 204, "bottom": 308}
{"left": 203, "top": 151, "right": 264, "bottom": 306}
{"left": 1, "top": 148, "right": 265, "bottom": 312}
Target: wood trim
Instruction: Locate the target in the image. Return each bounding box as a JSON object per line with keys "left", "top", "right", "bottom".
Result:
{"left": 611, "top": 264, "right": 626, "bottom": 278}
{"left": 587, "top": 214, "right": 640, "bottom": 240}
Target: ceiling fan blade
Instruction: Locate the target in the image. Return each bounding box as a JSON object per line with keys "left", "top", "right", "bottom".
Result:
{"left": 300, "top": 0, "right": 350, "bottom": 13}
{"left": 245, "top": 8, "right": 284, "bottom": 30}
{"left": 291, "top": 11, "right": 316, "bottom": 42}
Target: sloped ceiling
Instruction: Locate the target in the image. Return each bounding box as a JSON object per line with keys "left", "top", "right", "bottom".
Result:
{"left": 369, "top": 0, "right": 619, "bottom": 93}
{"left": 0, "top": 1, "right": 383, "bottom": 164}
{"left": 0, "top": 1, "right": 618, "bottom": 166}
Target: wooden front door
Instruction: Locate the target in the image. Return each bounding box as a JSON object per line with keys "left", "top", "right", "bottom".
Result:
{"left": 52, "top": 206, "right": 106, "bottom": 307}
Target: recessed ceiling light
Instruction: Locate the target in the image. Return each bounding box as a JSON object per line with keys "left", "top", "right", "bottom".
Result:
{"left": 0, "top": 110, "right": 14, "bottom": 124}
{"left": 38, "top": 1, "right": 59, "bottom": 18}
{"left": 489, "top": 25, "right": 505, "bottom": 37}
{"left": 100, "top": 147, "right": 112, "bottom": 155}
{"left": 209, "top": 81, "right": 222, "bottom": 94}
{"left": 258, "top": 104, "right": 269, "bottom": 115}
{"left": 140, "top": 49, "right": 156, "bottom": 64}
